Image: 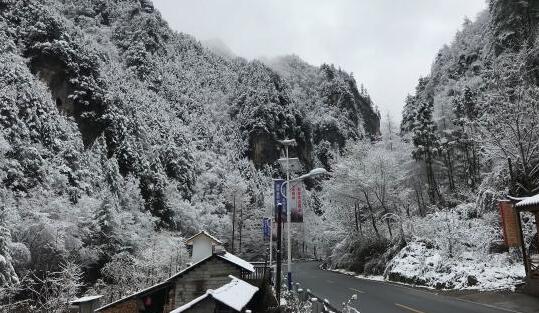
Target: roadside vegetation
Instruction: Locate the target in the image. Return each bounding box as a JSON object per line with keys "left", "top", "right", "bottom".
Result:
{"left": 309, "top": 0, "right": 539, "bottom": 290}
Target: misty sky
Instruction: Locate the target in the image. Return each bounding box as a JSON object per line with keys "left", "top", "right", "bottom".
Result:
{"left": 152, "top": 0, "right": 487, "bottom": 119}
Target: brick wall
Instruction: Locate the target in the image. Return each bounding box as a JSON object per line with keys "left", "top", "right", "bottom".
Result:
{"left": 98, "top": 299, "right": 138, "bottom": 313}
{"left": 97, "top": 257, "right": 243, "bottom": 313}
{"left": 182, "top": 297, "right": 216, "bottom": 313}
{"left": 174, "top": 258, "right": 241, "bottom": 308}
{"left": 162, "top": 286, "right": 176, "bottom": 313}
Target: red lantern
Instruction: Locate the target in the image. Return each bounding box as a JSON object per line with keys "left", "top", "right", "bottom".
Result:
{"left": 144, "top": 297, "right": 152, "bottom": 307}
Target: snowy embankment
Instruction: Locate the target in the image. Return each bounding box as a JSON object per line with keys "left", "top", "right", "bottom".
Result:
{"left": 330, "top": 268, "right": 384, "bottom": 281}
{"left": 384, "top": 204, "right": 526, "bottom": 290}
{"left": 384, "top": 240, "right": 524, "bottom": 290}
{"left": 331, "top": 204, "right": 526, "bottom": 291}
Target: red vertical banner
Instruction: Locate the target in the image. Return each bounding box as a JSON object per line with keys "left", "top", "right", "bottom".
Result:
{"left": 290, "top": 181, "right": 303, "bottom": 223}
{"left": 498, "top": 200, "right": 522, "bottom": 247}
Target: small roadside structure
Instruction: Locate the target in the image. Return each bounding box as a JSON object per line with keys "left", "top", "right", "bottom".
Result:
{"left": 69, "top": 295, "right": 102, "bottom": 313}
{"left": 503, "top": 196, "right": 539, "bottom": 296}
{"left": 185, "top": 230, "right": 223, "bottom": 263}
{"left": 170, "top": 275, "right": 259, "bottom": 313}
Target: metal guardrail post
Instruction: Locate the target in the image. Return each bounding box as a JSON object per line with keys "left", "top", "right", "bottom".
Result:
{"left": 311, "top": 298, "right": 322, "bottom": 313}
{"left": 323, "top": 299, "right": 331, "bottom": 312}
{"left": 298, "top": 288, "right": 307, "bottom": 302}
{"left": 304, "top": 289, "right": 342, "bottom": 313}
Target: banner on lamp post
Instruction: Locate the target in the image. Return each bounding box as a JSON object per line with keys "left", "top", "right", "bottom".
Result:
{"left": 274, "top": 179, "right": 287, "bottom": 222}
{"left": 262, "top": 218, "right": 271, "bottom": 241}
{"left": 289, "top": 180, "right": 303, "bottom": 223}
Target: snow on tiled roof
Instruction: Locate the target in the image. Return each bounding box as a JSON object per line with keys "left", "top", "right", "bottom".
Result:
{"left": 170, "top": 293, "right": 208, "bottom": 313}
{"left": 211, "top": 275, "right": 259, "bottom": 311}
{"left": 218, "top": 252, "right": 255, "bottom": 272}
{"left": 70, "top": 295, "right": 102, "bottom": 304}
{"left": 96, "top": 251, "right": 254, "bottom": 311}
{"left": 515, "top": 194, "right": 539, "bottom": 208}
{"left": 167, "top": 254, "right": 215, "bottom": 280}
{"left": 168, "top": 251, "right": 253, "bottom": 281}
{"left": 170, "top": 275, "right": 258, "bottom": 313}
{"left": 185, "top": 230, "right": 223, "bottom": 245}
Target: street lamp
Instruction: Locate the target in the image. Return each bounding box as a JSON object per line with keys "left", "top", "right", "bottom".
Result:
{"left": 293, "top": 168, "right": 329, "bottom": 182}
{"left": 277, "top": 139, "right": 328, "bottom": 291}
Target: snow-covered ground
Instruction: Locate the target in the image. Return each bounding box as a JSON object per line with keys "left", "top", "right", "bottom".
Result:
{"left": 330, "top": 204, "right": 527, "bottom": 291}
{"left": 385, "top": 240, "right": 525, "bottom": 290}
{"left": 330, "top": 268, "right": 384, "bottom": 282}
{"left": 383, "top": 204, "right": 526, "bottom": 290}
{"left": 331, "top": 246, "right": 524, "bottom": 291}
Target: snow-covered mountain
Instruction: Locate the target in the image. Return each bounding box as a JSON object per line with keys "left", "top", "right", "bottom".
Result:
{"left": 0, "top": 0, "right": 379, "bottom": 307}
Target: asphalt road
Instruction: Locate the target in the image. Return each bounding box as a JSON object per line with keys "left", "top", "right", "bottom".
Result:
{"left": 291, "top": 261, "right": 522, "bottom": 313}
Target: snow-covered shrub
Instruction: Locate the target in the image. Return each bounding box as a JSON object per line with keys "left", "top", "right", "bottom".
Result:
{"left": 8, "top": 242, "right": 31, "bottom": 270}
{"left": 406, "top": 203, "right": 497, "bottom": 258}
{"left": 385, "top": 239, "right": 524, "bottom": 290}
{"left": 386, "top": 204, "right": 526, "bottom": 290}
{"left": 364, "top": 237, "right": 406, "bottom": 275}
{"left": 282, "top": 290, "right": 312, "bottom": 313}
{"left": 329, "top": 235, "right": 392, "bottom": 274}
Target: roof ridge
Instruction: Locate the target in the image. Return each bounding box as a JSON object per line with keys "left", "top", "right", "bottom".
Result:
{"left": 185, "top": 230, "right": 223, "bottom": 244}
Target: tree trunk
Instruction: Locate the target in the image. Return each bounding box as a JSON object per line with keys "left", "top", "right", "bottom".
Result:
{"left": 231, "top": 196, "right": 236, "bottom": 254}
{"left": 425, "top": 155, "right": 442, "bottom": 205}
{"left": 471, "top": 144, "right": 480, "bottom": 189}
{"left": 354, "top": 202, "right": 359, "bottom": 233}
{"left": 386, "top": 219, "right": 393, "bottom": 239}
{"left": 414, "top": 184, "right": 424, "bottom": 217}
{"left": 363, "top": 191, "right": 380, "bottom": 238}
{"left": 445, "top": 149, "right": 455, "bottom": 191}
{"left": 239, "top": 202, "right": 243, "bottom": 255}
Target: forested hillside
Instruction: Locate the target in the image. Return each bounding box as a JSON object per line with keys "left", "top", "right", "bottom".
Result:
{"left": 401, "top": 0, "right": 539, "bottom": 205}
{"left": 4, "top": 0, "right": 538, "bottom": 310}
{"left": 308, "top": 0, "right": 538, "bottom": 291}
{"left": 266, "top": 55, "right": 380, "bottom": 169}
{"left": 0, "top": 0, "right": 380, "bottom": 311}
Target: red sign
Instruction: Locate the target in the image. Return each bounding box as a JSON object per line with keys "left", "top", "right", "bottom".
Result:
{"left": 290, "top": 181, "right": 303, "bottom": 223}
{"left": 499, "top": 200, "right": 521, "bottom": 247}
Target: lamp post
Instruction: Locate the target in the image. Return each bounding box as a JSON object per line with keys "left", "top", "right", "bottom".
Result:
{"left": 275, "top": 203, "right": 283, "bottom": 303}
{"left": 277, "top": 139, "right": 328, "bottom": 291}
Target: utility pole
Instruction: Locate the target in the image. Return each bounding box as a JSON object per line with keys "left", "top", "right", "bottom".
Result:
{"left": 269, "top": 218, "right": 273, "bottom": 267}
{"left": 276, "top": 203, "right": 283, "bottom": 303}
{"left": 231, "top": 195, "right": 236, "bottom": 254}
{"left": 285, "top": 143, "right": 292, "bottom": 291}
{"left": 239, "top": 201, "right": 243, "bottom": 255}
{"left": 278, "top": 139, "right": 296, "bottom": 291}
{"left": 275, "top": 138, "right": 328, "bottom": 296}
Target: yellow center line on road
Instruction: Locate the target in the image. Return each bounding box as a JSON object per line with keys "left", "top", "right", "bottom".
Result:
{"left": 349, "top": 287, "right": 365, "bottom": 294}
{"left": 395, "top": 303, "right": 427, "bottom": 313}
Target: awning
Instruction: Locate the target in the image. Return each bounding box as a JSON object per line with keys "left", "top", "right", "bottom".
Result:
{"left": 513, "top": 194, "right": 539, "bottom": 212}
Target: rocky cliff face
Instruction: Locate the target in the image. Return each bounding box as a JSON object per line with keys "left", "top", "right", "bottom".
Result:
{"left": 267, "top": 55, "right": 380, "bottom": 169}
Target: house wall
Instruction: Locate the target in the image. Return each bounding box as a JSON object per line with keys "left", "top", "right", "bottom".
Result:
{"left": 163, "top": 287, "right": 176, "bottom": 313}
{"left": 191, "top": 237, "right": 213, "bottom": 262}
{"left": 174, "top": 258, "right": 242, "bottom": 308}
{"left": 98, "top": 299, "right": 138, "bottom": 313}
{"left": 183, "top": 297, "right": 216, "bottom": 313}
{"left": 80, "top": 302, "right": 98, "bottom": 313}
